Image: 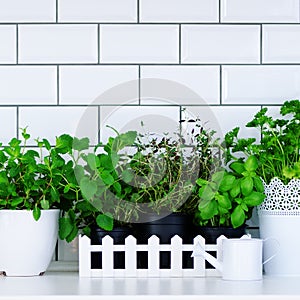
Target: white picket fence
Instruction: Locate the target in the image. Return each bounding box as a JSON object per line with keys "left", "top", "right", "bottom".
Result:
{"left": 79, "top": 234, "right": 227, "bottom": 277}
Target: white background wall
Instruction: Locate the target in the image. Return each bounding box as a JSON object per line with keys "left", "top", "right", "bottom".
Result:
{"left": 0, "top": 0, "right": 299, "bottom": 260}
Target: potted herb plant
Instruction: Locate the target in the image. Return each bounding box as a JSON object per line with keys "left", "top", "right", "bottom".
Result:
{"left": 194, "top": 155, "right": 265, "bottom": 243}
{"left": 223, "top": 99, "right": 300, "bottom": 276}
{"left": 0, "top": 128, "right": 84, "bottom": 276}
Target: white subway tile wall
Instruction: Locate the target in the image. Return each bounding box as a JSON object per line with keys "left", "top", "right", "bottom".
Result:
{"left": 181, "top": 25, "right": 260, "bottom": 64}
{"left": 0, "top": 0, "right": 297, "bottom": 260}
{"left": 0, "top": 26, "right": 16, "bottom": 63}
{"left": 221, "top": 0, "right": 300, "bottom": 23}
{"left": 263, "top": 25, "right": 300, "bottom": 63}
{"left": 100, "top": 25, "right": 179, "bottom": 63}
{"left": 58, "top": 0, "right": 137, "bottom": 23}
{"left": 139, "top": 0, "right": 219, "bottom": 23}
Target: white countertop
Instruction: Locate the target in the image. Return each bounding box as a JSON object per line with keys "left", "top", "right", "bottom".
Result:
{"left": 1, "top": 271, "right": 300, "bottom": 300}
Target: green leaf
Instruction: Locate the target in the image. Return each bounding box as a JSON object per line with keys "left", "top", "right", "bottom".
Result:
{"left": 41, "top": 198, "right": 50, "bottom": 209}
{"left": 199, "top": 200, "right": 218, "bottom": 220}
{"left": 43, "top": 139, "right": 51, "bottom": 151}
{"left": 241, "top": 177, "right": 253, "bottom": 196}
{"left": 50, "top": 187, "right": 60, "bottom": 202}
{"left": 86, "top": 153, "right": 99, "bottom": 171}
{"left": 56, "top": 134, "right": 73, "bottom": 154}
{"left": 196, "top": 178, "right": 208, "bottom": 186}
{"left": 216, "top": 194, "right": 232, "bottom": 209}
{"left": 253, "top": 176, "right": 264, "bottom": 193}
{"left": 10, "top": 197, "right": 23, "bottom": 207}
{"left": 113, "top": 182, "right": 121, "bottom": 194}
{"left": 219, "top": 174, "right": 235, "bottom": 192}
{"left": 74, "top": 165, "right": 85, "bottom": 182}
{"left": 80, "top": 177, "right": 97, "bottom": 200}
{"left": 231, "top": 205, "right": 246, "bottom": 228}
{"left": 244, "top": 155, "right": 258, "bottom": 172}
{"left": 230, "top": 179, "right": 241, "bottom": 198}
{"left": 72, "top": 137, "right": 90, "bottom": 151}
{"left": 65, "top": 226, "right": 78, "bottom": 243}
{"left": 100, "top": 170, "right": 115, "bottom": 186}
{"left": 211, "top": 171, "right": 225, "bottom": 184}
{"left": 244, "top": 191, "right": 266, "bottom": 206}
{"left": 230, "top": 162, "right": 245, "bottom": 174}
{"left": 58, "top": 216, "right": 74, "bottom": 240}
{"left": 33, "top": 205, "right": 41, "bottom": 221}
{"left": 112, "top": 131, "right": 137, "bottom": 152}
{"left": 121, "top": 169, "right": 134, "bottom": 183}
{"left": 96, "top": 214, "right": 114, "bottom": 231}
{"left": 198, "top": 186, "right": 215, "bottom": 201}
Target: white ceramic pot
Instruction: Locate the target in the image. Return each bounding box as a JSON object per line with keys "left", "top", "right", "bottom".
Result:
{"left": 258, "top": 178, "right": 300, "bottom": 276}
{"left": 0, "top": 209, "right": 59, "bottom": 276}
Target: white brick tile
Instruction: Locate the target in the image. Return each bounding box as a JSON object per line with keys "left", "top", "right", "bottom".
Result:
{"left": 0, "top": 108, "right": 17, "bottom": 144}
{"left": 100, "top": 106, "right": 180, "bottom": 143}
{"left": 0, "top": 66, "right": 56, "bottom": 105}
{"left": 140, "top": 66, "right": 219, "bottom": 105}
{"left": 0, "top": 0, "right": 55, "bottom": 23}
{"left": 140, "top": 0, "right": 218, "bottom": 23}
{"left": 221, "top": 0, "right": 299, "bottom": 23}
{"left": 19, "top": 107, "right": 98, "bottom": 146}
{"left": 222, "top": 66, "right": 300, "bottom": 105}
{"left": 19, "top": 25, "right": 98, "bottom": 64}
{"left": 183, "top": 106, "right": 261, "bottom": 140}
{"left": 263, "top": 25, "right": 300, "bottom": 63}
{"left": 60, "top": 66, "right": 139, "bottom": 105}
{"left": 181, "top": 25, "right": 260, "bottom": 64}
{"left": 58, "top": 0, "right": 137, "bottom": 22}
{"left": 100, "top": 25, "right": 179, "bottom": 64}
{"left": 0, "top": 26, "right": 16, "bottom": 63}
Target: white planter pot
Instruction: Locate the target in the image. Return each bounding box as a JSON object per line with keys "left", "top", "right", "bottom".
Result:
{"left": 258, "top": 178, "right": 300, "bottom": 276}
{"left": 0, "top": 209, "right": 59, "bottom": 276}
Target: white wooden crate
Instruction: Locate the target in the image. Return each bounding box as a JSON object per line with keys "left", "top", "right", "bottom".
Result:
{"left": 79, "top": 234, "right": 227, "bottom": 277}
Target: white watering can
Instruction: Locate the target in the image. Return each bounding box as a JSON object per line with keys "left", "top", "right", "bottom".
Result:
{"left": 192, "top": 236, "right": 278, "bottom": 281}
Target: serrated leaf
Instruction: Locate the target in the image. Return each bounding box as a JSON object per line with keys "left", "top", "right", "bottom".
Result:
{"left": 80, "top": 177, "right": 97, "bottom": 201}
{"left": 72, "top": 137, "right": 90, "bottom": 151}
{"left": 86, "top": 153, "right": 99, "bottom": 171}
{"left": 96, "top": 214, "right": 114, "bottom": 231}
{"left": 55, "top": 134, "right": 73, "bottom": 154}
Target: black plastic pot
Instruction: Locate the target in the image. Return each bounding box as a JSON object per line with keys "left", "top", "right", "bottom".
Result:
{"left": 133, "top": 213, "right": 194, "bottom": 269}
{"left": 90, "top": 226, "right": 133, "bottom": 269}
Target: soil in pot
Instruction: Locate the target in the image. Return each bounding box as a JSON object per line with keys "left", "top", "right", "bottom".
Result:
{"left": 90, "top": 226, "right": 133, "bottom": 269}
{"left": 133, "top": 213, "right": 195, "bottom": 269}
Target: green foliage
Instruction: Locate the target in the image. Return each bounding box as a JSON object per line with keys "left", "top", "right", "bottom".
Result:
{"left": 195, "top": 155, "right": 265, "bottom": 228}
{"left": 0, "top": 128, "right": 88, "bottom": 242}
{"left": 224, "top": 100, "right": 300, "bottom": 184}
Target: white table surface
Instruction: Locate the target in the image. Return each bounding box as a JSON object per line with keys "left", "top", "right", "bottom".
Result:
{"left": 1, "top": 271, "right": 300, "bottom": 300}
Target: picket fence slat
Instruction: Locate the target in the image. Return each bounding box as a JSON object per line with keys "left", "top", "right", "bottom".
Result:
{"left": 79, "top": 234, "right": 238, "bottom": 278}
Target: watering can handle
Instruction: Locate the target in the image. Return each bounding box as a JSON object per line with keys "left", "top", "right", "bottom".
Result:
{"left": 263, "top": 237, "right": 280, "bottom": 265}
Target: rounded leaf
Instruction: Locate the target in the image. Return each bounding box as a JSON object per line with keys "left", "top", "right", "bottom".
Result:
{"left": 231, "top": 205, "right": 246, "bottom": 228}
{"left": 244, "top": 155, "right": 258, "bottom": 172}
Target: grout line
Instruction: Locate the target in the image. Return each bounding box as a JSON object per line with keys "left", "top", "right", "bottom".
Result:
{"left": 137, "top": 0, "right": 140, "bottom": 23}
{"left": 57, "top": 66, "right": 60, "bottom": 105}
{"left": 219, "top": 0, "right": 221, "bottom": 23}
{"left": 260, "top": 24, "right": 263, "bottom": 64}
{"left": 97, "top": 106, "right": 101, "bottom": 144}
{"left": 56, "top": 0, "right": 58, "bottom": 23}
{"left": 16, "top": 106, "right": 19, "bottom": 139}
{"left": 219, "top": 65, "right": 222, "bottom": 105}
{"left": 97, "top": 24, "right": 100, "bottom": 64}
{"left": 138, "top": 65, "right": 141, "bottom": 105}
{"left": 16, "top": 25, "right": 18, "bottom": 64}
{"left": 179, "top": 24, "right": 181, "bottom": 64}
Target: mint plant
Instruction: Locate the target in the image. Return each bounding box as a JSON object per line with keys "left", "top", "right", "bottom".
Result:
{"left": 0, "top": 128, "right": 89, "bottom": 242}
{"left": 195, "top": 155, "right": 265, "bottom": 228}
{"left": 224, "top": 99, "right": 300, "bottom": 184}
